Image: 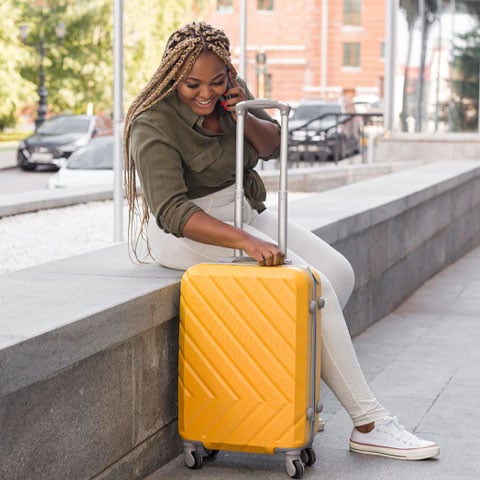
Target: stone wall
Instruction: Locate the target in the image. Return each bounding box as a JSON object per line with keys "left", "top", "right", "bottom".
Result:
{"left": 375, "top": 133, "right": 480, "bottom": 163}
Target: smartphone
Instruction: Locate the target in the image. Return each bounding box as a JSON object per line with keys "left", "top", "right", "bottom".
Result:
{"left": 223, "top": 68, "right": 233, "bottom": 101}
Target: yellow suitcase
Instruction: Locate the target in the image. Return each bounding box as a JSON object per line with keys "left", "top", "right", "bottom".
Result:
{"left": 178, "top": 100, "right": 324, "bottom": 479}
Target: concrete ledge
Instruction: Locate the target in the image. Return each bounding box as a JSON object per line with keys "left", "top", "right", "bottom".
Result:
{"left": 1, "top": 161, "right": 480, "bottom": 479}
{"left": 0, "top": 185, "right": 114, "bottom": 217}
{"left": 0, "top": 161, "right": 417, "bottom": 218}
{"left": 376, "top": 133, "right": 480, "bottom": 163}
{"left": 260, "top": 160, "right": 422, "bottom": 193}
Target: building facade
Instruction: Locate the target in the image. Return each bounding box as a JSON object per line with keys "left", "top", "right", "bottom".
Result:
{"left": 201, "top": 0, "right": 386, "bottom": 103}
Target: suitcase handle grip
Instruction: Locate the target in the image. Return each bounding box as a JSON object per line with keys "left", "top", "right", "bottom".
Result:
{"left": 235, "top": 99, "right": 291, "bottom": 116}
{"left": 234, "top": 99, "right": 291, "bottom": 259}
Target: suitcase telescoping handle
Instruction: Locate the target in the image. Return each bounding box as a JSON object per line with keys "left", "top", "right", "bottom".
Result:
{"left": 234, "top": 99, "right": 291, "bottom": 259}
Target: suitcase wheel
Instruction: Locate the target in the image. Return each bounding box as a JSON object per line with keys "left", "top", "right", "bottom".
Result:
{"left": 184, "top": 448, "right": 203, "bottom": 470}
{"left": 204, "top": 449, "right": 219, "bottom": 458}
{"left": 300, "top": 447, "right": 316, "bottom": 467}
{"left": 285, "top": 458, "right": 304, "bottom": 479}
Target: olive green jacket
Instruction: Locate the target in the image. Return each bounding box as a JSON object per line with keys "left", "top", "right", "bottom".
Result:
{"left": 129, "top": 80, "right": 279, "bottom": 237}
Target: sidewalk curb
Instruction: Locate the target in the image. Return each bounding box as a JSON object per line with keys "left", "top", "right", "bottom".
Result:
{"left": 0, "top": 186, "right": 114, "bottom": 218}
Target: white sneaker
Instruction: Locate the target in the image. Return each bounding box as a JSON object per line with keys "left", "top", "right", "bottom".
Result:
{"left": 317, "top": 417, "right": 325, "bottom": 432}
{"left": 349, "top": 415, "right": 440, "bottom": 460}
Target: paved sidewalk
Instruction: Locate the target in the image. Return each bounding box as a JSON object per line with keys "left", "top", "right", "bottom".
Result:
{"left": 148, "top": 245, "right": 480, "bottom": 480}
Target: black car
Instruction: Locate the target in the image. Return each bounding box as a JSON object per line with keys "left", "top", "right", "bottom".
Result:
{"left": 288, "top": 99, "right": 361, "bottom": 162}
{"left": 17, "top": 114, "right": 112, "bottom": 171}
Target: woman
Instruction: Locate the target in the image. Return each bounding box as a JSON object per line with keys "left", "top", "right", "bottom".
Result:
{"left": 124, "top": 21, "right": 439, "bottom": 461}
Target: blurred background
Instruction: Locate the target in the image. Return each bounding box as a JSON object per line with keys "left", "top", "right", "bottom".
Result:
{"left": 0, "top": 0, "right": 479, "bottom": 138}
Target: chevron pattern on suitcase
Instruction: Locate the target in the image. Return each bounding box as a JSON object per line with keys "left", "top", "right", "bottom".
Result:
{"left": 178, "top": 263, "right": 315, "bottom": 454}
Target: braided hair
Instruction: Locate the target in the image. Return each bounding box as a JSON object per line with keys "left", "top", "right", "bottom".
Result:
{"left": 123, "top": 21, "right": 237, "bottom": 261}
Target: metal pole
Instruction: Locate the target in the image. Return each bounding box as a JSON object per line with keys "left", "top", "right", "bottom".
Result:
{"left": 36, "top": 36, "right": 48, "bottom": 129}
{"left": 239, "top": 0, "right": 247, "bottom": 79}
{"left": 113, "top": 0, "right": 124, "bottom": 242}
{"left": 415, "top": 0, "right": 427, "bottom": 132}
{"left": 321, "top": 0, "right": 328, "bottom": 94}
{"left": 383, "top": 0, "right": 397, "bottom": 132}
{"left": 478, "top": 60, "right": 480, "bottom": 133}
{"left": 448, "top": 0, "right": 455, "bottom": 131}
{"left": 434, "top": 0, "right": 443, "bottom": 131}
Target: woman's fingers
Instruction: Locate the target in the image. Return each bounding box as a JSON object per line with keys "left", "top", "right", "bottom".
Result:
{"left": 258, "top": 248, "right": 284, "bottom": 267}
{"left": 241, "top": 235, "right": 284, "bottom": 267}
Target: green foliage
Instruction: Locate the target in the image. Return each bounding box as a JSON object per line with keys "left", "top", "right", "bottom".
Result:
{"left": 451, "top": 28, "right": 480, "bottom": 131}
{"left": 4, "top": 0, "right": 208, "bottom": 129}
{"left": 16, "top": 0, "right": 114, "bottom": 116}
{"left": 0, "top": 0, "right": 36, "bottom": 129}
{"left": 123, "top": 0, "right": 208, "bottom": 107}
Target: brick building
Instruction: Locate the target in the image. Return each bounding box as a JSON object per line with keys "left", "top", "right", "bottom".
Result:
{"left": 200, "top": 0, "right": 386, "bottom": 103}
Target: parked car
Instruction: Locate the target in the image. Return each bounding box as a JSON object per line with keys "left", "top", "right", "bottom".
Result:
{"left": 47, "top": 135, "right": 114, "bottom": 189}
{"left": 47, "top": 135, "right": 139, "bottom": 191}
{"left": 288, "top": 98, "right": 361, "bottom": 162}
{"left": 17, "top": 114, "right": 112, "bottom": 171}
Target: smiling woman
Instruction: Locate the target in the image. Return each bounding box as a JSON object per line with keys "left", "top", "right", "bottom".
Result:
{"left": 123, "top": 21, "right": 439, "bottom": 475}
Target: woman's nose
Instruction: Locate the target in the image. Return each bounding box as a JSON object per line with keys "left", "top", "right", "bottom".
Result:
{"left": 199, "top": 84, "right": 212, "bottom": 98}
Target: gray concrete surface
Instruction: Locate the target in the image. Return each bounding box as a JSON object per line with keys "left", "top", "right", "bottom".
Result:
{"left": 0, "top": 184, "right": 114, "bottom": 217}
{"left": 1, "top": 161, "right": 479, "bottom": 480}
{"left": 0, "top": 158, "right": 419, "bottom": 218}
{"left": 147, "top": 243, "right": 480, "bottom": 480}
{"left": 376, "top": 133, "right": 480, "bottom": 163}
{"left": 0, "top": 144, "right": 17, "bottom": 170}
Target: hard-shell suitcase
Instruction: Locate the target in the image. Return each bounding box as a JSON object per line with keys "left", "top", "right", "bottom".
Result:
{"left": 178, "top": 100, "right": 324, "bottom": 479}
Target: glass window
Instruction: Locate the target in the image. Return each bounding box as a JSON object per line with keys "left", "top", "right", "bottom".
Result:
{"left": 67, "top": 137, "right": 113, "bottom": 170}
{"left": 258, "top": 0, "right": 274, "bottom": 11}
{"left": 37, "top": 116, "right": 91, "bottom": 134}
{"left": 217, "top": 0, "right": 233, "bottom": 13}
{"left": 396, "top": 0, "right": 480, "bottom": 133}
{"left": 343, "top": 43, "right": 361, "bottom": 67}
{"left": 344, "top": 0, "right": 361, "bottom": 26}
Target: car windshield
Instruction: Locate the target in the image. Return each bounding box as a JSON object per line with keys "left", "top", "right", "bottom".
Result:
{"left": 67, "top": 139, "right": 113, "bottom": 170}
{"left": 37, "top": 116, "right": 91, "bottom": 135}
{"left": 293, "top": 104, "right": 341, "bottom": 121}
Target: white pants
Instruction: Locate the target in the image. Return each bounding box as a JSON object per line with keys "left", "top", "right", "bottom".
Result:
{"left": 148, "top": 185, "right": 388, "bottom": 426}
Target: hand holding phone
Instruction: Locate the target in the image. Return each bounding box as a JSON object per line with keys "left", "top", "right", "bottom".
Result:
{"left": 224, "top": 68, "right": 233, "bottom": 100}
{"left": 220, "top": 68, "right": 234, "bottom": 110}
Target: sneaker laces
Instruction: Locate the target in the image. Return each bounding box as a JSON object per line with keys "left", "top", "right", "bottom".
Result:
{"left": 379, "top": 416, "right": 421, "bottom": 445}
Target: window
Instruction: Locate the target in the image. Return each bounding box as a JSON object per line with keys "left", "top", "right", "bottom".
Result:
{"left": 344, "top": 0, "right": 361, "bottom": 26}
{"left": 258, "top": 0, "right": 274, "bottom": 11}
{"left": 217, "top": 0, "right": 233, "bottom": 13}
{"left": 380, "top": 41, "right": 385, "bottom": 60}
{"left": 343, "top": 43, "right": 361, "bottom": 67}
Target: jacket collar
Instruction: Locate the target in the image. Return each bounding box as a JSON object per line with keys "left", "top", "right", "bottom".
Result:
{"left": 166, "top": 90, "right": 228, "bottom": 129}
{"left": 166, "top": 91, "right": 203, "bottom": 128}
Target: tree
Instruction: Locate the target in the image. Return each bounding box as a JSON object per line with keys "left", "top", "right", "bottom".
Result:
{"left": 123, "top": 0, "right": 207, "bottom": 108}
{"left": 399, "top": 0, "right": 417, "bottom": 132}
{"left": 399, "top": 0, "right": 439, "bottom": 132}
{"left": 0, "top": 0, "right": 36, "bottom": 130}
{"left": 12, "top": 0, "right": 207, "bottom": 126}
{"left": 414, "top": 0, "right": 438, "bottom": 132}
{"left": 451, "top": 28, "right": 480, "bottom": 131}
{"left": 16, "top": 0, "right": 114, "bottom": 116}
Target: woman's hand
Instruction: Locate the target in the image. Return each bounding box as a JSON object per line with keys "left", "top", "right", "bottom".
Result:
{"left": 222, "top": 74, "right": 280, "bottom": 158}
{"left": 222, "top": 76, "right": 248, "bottom": 118}
{"left": 183, "top": 211, "right": 284, "bottom": 266}
{"left": 239, "top": 234, "right": 285, "bottom": 266}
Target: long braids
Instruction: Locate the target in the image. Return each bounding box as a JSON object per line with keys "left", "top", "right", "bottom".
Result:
{"left": 123, "top": 22, "right": 237, "bottom": 262}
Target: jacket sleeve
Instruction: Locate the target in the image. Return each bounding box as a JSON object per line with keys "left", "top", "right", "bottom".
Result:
{"left": 130, "top": 114, "right": 203, "bottom": 237}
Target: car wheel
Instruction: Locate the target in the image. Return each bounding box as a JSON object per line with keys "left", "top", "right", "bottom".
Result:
{"left": 20, "top": 163, "right": 37, "bottom": 171}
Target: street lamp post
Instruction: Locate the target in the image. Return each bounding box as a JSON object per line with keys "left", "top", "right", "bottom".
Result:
{"left": 19, "top": 22, "right": 66, "bottom": 129}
